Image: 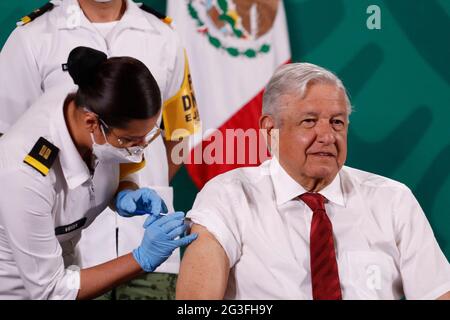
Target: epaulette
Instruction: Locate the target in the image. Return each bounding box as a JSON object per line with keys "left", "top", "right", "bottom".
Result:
{"left": 139, "top": 3, "right": 173, "bottom": 25}
{"left": 23, "top": 137, "right": 59, "bottom": 176}
{"left": 17, "top": 1, "right": 55, "bottom": 27}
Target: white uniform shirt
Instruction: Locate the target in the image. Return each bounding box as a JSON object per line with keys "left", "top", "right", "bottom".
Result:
{"left": 0, "top": 92, "right": 127, "bottom": 299}
{"left": 0, "top": 0, "right": 185, "bottom": 272}
{"left": 187, "top": 158, "right": 450, "bottom": 300}
{"left": 92, "top": 21, "right": 119, "bottom": 38}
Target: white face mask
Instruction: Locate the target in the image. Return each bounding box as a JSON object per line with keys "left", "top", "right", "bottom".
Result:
{"left": 90, "top": 126, "right": 144, "bottom": 163}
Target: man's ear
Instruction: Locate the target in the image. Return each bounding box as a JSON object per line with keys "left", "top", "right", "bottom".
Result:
{"left": 259, "top": 114, "right": 277, "bottom": 153}
{"left": 259, "top": 114, "right": 275, "bottom": 136}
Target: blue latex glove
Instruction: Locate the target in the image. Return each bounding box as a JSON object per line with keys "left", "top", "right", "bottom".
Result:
{"left": 115, "top": 188, "right": 168, "bottom": 217}
{"left": 133, "top": 212, "right": 198, "bottom": 272}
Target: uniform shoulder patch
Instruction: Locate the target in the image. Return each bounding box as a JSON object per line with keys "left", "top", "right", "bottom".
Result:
{"left": 139, "top": 4, "right": 173, "bottom": 25}
{"left": 23, "top": 137, "right": 59, "bottom": 176}
{"left": 17, "top": 2, "right": 55, "bottom": 27}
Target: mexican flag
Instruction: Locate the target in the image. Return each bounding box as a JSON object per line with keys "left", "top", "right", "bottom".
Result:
{"left": 168, "top": 0, "right": 291, "bottom": 188}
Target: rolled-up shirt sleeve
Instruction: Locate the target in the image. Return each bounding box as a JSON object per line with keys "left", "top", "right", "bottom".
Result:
{"left": 394, "top": 187, "right": 450, "bottom": 300}
{"left": 0, "top": 170, "right": 79, "bottom": 300}
{"left": 187, "top": 179, "right": 243, "bottom": 267}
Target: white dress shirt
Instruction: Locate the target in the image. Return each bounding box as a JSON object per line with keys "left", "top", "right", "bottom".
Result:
{"left": 0, "top": 92, "right": 131, "bottom": 299}
{"left": 187, "top": 157, "right": 450, "bottom": 300}
{"left": 0, "top": 0, "right": 185, "bottom": 272}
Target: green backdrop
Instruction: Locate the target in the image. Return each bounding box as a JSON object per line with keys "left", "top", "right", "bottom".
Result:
{"left": 1, "top": 0, "right": 449, "bottom": 260}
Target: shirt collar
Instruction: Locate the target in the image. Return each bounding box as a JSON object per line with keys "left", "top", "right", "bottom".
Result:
{"left": 270, "top": 157, "right": 345, "bottom": 207}
{"left": 320, "top": 171, "right": 345, "bottom": 207}
{"left": 57, "top": 0, "right": 158, "bottom": 33}
{"left": 50, "top": 94, "right": 91, "bottom": 190}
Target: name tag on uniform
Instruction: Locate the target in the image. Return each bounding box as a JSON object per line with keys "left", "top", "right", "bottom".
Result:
{"left": 55, "top": 217, "right": 87, "bottom": 235}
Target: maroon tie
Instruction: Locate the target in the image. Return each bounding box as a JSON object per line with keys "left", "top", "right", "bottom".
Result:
{"left": 299, "top": 193, "right": 342, "bottom": 300}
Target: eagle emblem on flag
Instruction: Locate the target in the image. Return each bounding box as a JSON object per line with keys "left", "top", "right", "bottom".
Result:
{"left": 187, "top": 0, "right": 280, "bottom": 58}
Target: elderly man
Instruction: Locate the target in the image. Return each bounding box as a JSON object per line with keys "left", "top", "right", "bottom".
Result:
{"left": 176, "top": 63, "right": 450, "bottom": 300}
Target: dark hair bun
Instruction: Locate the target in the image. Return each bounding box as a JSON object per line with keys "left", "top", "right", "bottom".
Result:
{"left": 67, "top": 46, "right": 107, "bottom": 86}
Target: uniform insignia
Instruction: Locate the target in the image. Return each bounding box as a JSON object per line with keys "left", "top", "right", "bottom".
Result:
{"left": 23, "top": 137, "right": 59, "bottom": 176}
{"left": 139, "top": 3, "right": 173, "bottom": 25}
{"left": 17, "top": 2, "right": 55, "bottom": 26}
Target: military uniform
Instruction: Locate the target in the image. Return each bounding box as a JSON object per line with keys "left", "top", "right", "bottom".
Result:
{"left": 0, "top": 92, "right": 142, "bottom": 299}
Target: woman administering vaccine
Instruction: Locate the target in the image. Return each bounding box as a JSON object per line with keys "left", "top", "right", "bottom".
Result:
{"left": 0, "top": 46, "right": 197, "bottom": 300}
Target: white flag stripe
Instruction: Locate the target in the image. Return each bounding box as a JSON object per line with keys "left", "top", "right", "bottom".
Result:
{"left": 168, "top": 0, "right": 291, "bottom": 135}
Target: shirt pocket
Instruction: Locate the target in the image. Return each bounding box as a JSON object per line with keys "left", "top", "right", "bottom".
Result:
{"left": 343, "top": 251, "right": 398, "bottom": 299}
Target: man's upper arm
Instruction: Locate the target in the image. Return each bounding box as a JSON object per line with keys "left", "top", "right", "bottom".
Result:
{"left": 437, "top": 292, "right": 450, "bottom": 300}
{"left": 176, "top": 224, "right": 230, "bottom": 300}
{"left": 163, "top": 31, "right": 185, "bottom": 102}
{"left": 394, "top": 187, "right": 450, "bottom": 299}
{"left": 0, "top": 28, "right": 42, "bottom": 133}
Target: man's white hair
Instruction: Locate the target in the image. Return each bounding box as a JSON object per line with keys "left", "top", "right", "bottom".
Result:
{"left": 262, "top": 62, "right": 352, "bottom": 116}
